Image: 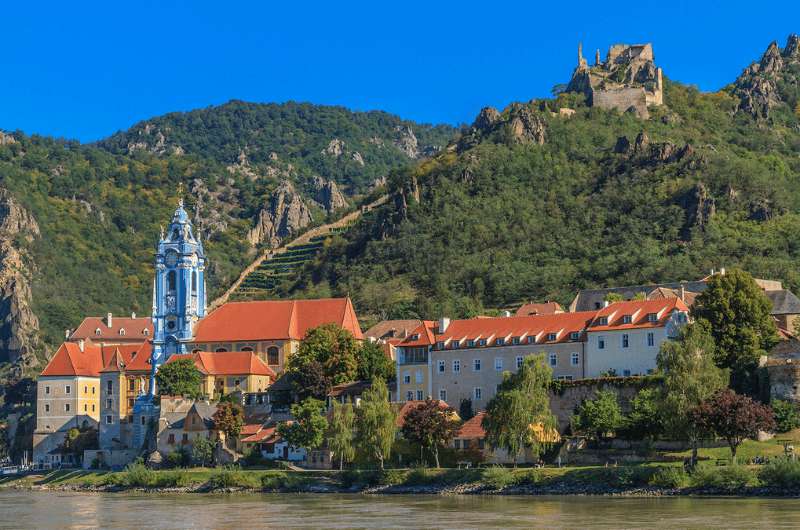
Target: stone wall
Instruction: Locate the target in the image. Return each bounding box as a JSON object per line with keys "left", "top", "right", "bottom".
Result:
{"left": 591, "top": 87, "right": 649, "bottom": 118}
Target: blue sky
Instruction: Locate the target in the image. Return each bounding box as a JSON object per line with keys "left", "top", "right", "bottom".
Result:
{"left": 1, "top": 0, "right": 798, "bottom": 141}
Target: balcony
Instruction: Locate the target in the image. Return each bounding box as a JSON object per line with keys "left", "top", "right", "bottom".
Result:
{"left": 399, "top": 348, "right": 428, "bottom": 365}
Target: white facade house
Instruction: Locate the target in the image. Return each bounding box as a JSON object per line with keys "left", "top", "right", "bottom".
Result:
{"left": 584, "top": 298, "right": 689, "bottom": 377}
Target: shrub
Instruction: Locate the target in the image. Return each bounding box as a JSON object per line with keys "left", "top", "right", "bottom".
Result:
{"left": 405, "top": 466, "right": 437, "bottom": 486}
{"left": 596, "top": 466, "right": 655, "bottom": 488}
{"left": 340, "top": 469, "right": 381, "bottom": 488}
{"left": 649, "top": 467, "right": 690, "bottom": 489}
{"left": 771, "top": 400, "right": 800, "bottom": 433}
{"left": 379, "top": 469, "right": 408, "bottom": 486}
{"left": 104, "top": 461, "right": 187, "bottom": 488}
{"left": 513, "top": 469, "right": 540, "bottom": 486}
{"left": 759, "top": 458, "right": 800, "bottom": 488}
{"left": 260, "top": 471, "right": 301, "bottom": 491}
{"left": 155, "top": 470, "right": 191, "bottom": 488}
{"left": 207, "top": 467, "right": 258, "bottom": 489}
{"left": 691, "top": 465, "right": 757, "bottom": 491}
{"left": 482, "top": 466, "right": 515, "bottom": 490}
{"left": 165, "top": 449, "right": 190, "bottom": 469}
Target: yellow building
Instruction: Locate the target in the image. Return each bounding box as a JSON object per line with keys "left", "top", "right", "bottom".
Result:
{"left": 164, "top": 351, "right": 275, "bottom": 399}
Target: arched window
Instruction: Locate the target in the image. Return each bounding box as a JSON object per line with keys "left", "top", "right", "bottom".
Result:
{"left": 143, "top": 329, "right": 149, "bottom": 336}
{"left": 192, "top": 349, "right": 201, "bottom": 354}
{"left": 192, "top": 270, "right": 197, "bottom": 294}
{"left": 167, "top": 271, "right": 176, "bottom": 292}
{"left": 241, "top": 346, "right": 254, "bottom": 352}
{"left": 118, "top": 328, "right": 125, "bottom": 336}
{"left": 215, "top": 348, "right": 228, "bottom": 353}
{"left": 267, "top": 346, "right": 279, "bottom": 365}
{"left": 95, "top": 328, "right": 101, "bottom": 336}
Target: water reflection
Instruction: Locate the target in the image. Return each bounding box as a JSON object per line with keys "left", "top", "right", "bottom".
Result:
{"left": 2, "top": 492, "right": 800, "bottom": 529}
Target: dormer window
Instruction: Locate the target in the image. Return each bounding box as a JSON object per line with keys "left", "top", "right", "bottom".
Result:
{"left": 495, "top": 338, "right": 505, "bottom": 346}
{"left": 622, "top": 315, "right": 632, "bottom": 324}
{"left": 410, "top": 334, "right": 419, "bottom": 341}
{"left": 547, "top": 332, "right": 557, "bottom": 342}
{"left": 467, "top": 339, "right": 475, "bottom": 348}
{"left": 451, "top": 341, "right": 459, "bottom": 349}
{"left": 118, "top": 328, "right": 125, "bottom": 336}
{"left": 527, "top": 336, "right": 536, "bottom": 344}
{"left": 478, "top": 339, "right": 487, "bottom": 346}
{"left": 436, "top": 341, "right": 445, "bottom": 350}
{"left": 512, "top": 337, "right": 520, "bottom": 345}
{"left": 598, "top": 317, "right": 609, "bottom": 326}
{"left": 95, "top": 328, "right": 101, "bottom": 336}
{"left": 647, "top": 313, "right": 658, "bottom": 322}
{"left": 569, "top": 331, "right": 580, "bottom": 341}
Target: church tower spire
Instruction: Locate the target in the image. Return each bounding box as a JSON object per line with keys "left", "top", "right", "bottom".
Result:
{"left": 147, "top": 198, "right": 206, "bottom": 393}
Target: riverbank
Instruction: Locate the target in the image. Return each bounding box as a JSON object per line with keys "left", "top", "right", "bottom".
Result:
{"left": 3, "top": 462, "right": 800, "bottom": 498}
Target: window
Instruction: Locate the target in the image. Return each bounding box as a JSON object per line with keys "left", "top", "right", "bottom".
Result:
{"left": 571, "top": 352, "right": 580, "bottom": 366}
{"left": 495, "top": 338, "right": 505, "bottom": 346}
{"left": 570, "top": 332, "right": 580, "bottom": 341}
{"left": 65, "top": 403, "right": 70, "bottom": 412}
{"left": 84, "top": 385, "right": 88, "bottom": 394}
{"left": 478, "top": 339, "right": 487, "bottom": 346}
{"left": 406, "top": 391, "right": 413, "bottom": 401}
{"left": 143, "top": 329, "right": 150, "bottom": 336}
{"left": 598, "top": 336, "right": 605, "bottom": 350}
{"left": 516, "top": 356, "right": 524, "bottom": 369}
{"left": 454, "top": 439, "right": 461, "bottom": 450}
{"left": 623, "top": 369, "right": 631, "bottom": 377}
{"left": 436, "top": 341, "right": 445, "bottom": 350}
{"left": 412, "top": 370, "right": 422, "bottom": 384}
{"left": 95, "top": 328, "right": 101, "bottom": 336}
{"left": 241, "top": 346, "right": 254, "bottom": 352}
{"left": 182, "top": 433, "right": 188, "bottom": 444}
{"left": 129, "top": 379, "right": 135, "bottom": 391}
{"left": 527, "top": 336, "right": 536, "bottom": 344}
{"left": 92, "top": 387, "right": 95, "bottom": 394}
{"left": 495, "top": 358, "right": 503, "bottom": 371}
{"left": 141, "top": 416, "right": 146, "bottom": 425}
{"left": 647, "top": 332, "right": 655, "bottom": 347}
{"left": 410, "top": 334, "right": 419, "bottom": 341}
{"left": 267, "top": 346, "right": 280, "bottom": 365}
{"left": 45, "top": 386, "right": 50, "bottom": 395}
{"left": 44, "top": 403, "right": 50, "bottom": 413}
{"left": 106, "top": 415, "right": 113, "bottom": 424}
{"left": 192, "top": 270, "right": 197, "bottom": 294}
{"left": 452, "top": 360, "right": 460, "bottom": 373}
{"left": 598, "top": 317, "right": 608, "bottom": 326}
{"left": 478, "top": 439, "right": 485, "bottom": 450}
{"left": 451, "top": 340, "right": 459, "bottom": 349}
{"left": 647, "top": 313, "right": 658, "bottom": 322}
{"left": 549, "top": 353, "right": 557, "bottom": 367}
{"left": 467, "top": 340, "right": 475, "bottom": 348}
{"left": 437, "top": 360, "right": 446, "bottom": 373}
{"left": 416, "top": 390, "right": 424, "bottom": 400}
{"left": 557, "top": 375, "right": 574, "bottom": 381}
{"left": 84, "top": 404, "right": 88, "bottom": 412}
{"left": 65, "top": 385, "right": 71, "bottom": 394}
{"left": 119, "top": 328, "right": 126, "bottom": 336}
{"left": 167, "top": 270, "right": 176, "bottom": 291}
{"left": 107, "top": 380, "right": 113, "bottom": 394}
{"left": 215, "top": 348, "right": 228, "bottom": 353}
{"left": 622, "top": 334, "right": 629, "bottom": 348}
{"left": 474, "top": 388, "right": 482, "bottom": 400}
{"left": 92, "top": 404, "right": 95, "bottom": 412}
{"left": 439, "top": 389, "right": 447, "bottom": 401}
{"left": 106, "top": 399, "right": 113, "bottom": 409}
{"left": 512, "top": 336, "right": 520, "bottom": 345}
{"left": 473, "top": 359, "right": 481, "bottom": 372}
{"left": 168, "top": 433, "right": 175, "bottom": 445}
{"left": 547, "top": 333, "right": 557, "bottom": 342}
{"left": 403, "top": 371, "right": 411, "bottom": 384}
{"left": 622, "top": 315, "right": 632, "bottom": 324}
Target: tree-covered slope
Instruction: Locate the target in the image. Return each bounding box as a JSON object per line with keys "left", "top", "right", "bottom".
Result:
{"left": 284, "top": 37, "right": 800, "bottom": 326}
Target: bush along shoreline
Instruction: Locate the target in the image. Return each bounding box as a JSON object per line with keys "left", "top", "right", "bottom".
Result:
{"left": 10, "top": 460, "right": 800, "bottom": 497}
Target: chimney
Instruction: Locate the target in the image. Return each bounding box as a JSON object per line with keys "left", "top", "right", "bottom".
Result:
{"left": 131, "top": 312, "right": 136, "bottom": 319}
{"left": 680, "top": 285, "right": 686, "bottom": 302}
{"left": 78, "top": 339, "right": 85, "bottom": 353}
{"left": 603, "top": 300, "right": 610, "bottom": 308}
{"left": 439, "top": 317, "right": 450, "bottom": 334}
{"left": 65, "top": 329, "right": 70, "bottom": 339}
{"left": 106, "top": 312, "right": 113, "bottom": 328}
{"left": 503, "top": 310, "right": 512, "bottom": 318}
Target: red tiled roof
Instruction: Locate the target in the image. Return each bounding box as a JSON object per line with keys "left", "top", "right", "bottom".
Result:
{"left": 99, "top": 342, "right": 152, "bottom": 373}
{"left": 241, "top": 426, "right": 278, "bottom": 443}
{"left": 395, "top": 400, "right": 451, "bottom": 428}
{"left": 397, "top": 321, "right": 437, "bottom": 347}
{"left": 515, "top": 302, "right": 564, "bottom": 317}
{"left": 193, "top": 298, "right": 364, "bottom": 342}
{"left": 164, "top": 351, "right": 276, "bottom": 378}
{"left": 240, "top": 423, "right": 264, "bottom": 436}
{"left": 457, "top": 411, "right": 487, "bottom": 439}
{"left": 435, "top": 312, "right": 596, "bottom": 346}
{"left": 70, "top": 316, "right": 153, "bottom": 342}
{"left": 588, "top": 298, "right": 688, "bottom": 331}
{"left": 364, "top": 320, "right": 423, "bottom": 340}
{"left": 42, "top": 341, "right": 152, "bottom": 377}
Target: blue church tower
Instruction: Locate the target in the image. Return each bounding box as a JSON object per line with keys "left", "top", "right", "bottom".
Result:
{"left": 150, "top": 199, "right": 207, "bottom": 384}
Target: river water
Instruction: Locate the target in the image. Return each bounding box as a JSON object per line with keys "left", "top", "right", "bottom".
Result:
{"left": 1, "top": 491, "right": 799, "bottom": 529}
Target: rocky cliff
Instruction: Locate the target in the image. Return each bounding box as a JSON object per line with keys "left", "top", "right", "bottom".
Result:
{"left": 733, "top": 34, "right": 800, "bottom": 118}
{"left": 311, "top": 176, "right": 348, "bottom": 213}
{"left": 0, "top": 189, "right": 41, "bottom": 373}
{"left": 247, "top": 181, "right": 313, "bottom": 247}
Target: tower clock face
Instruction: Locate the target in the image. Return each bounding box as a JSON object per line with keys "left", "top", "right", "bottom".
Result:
{"left": 165, "top": 250, "right": 178, "bottom": 267}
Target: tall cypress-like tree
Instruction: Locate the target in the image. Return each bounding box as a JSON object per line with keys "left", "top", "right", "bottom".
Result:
{"left": 691, "top": 269, "right": 778, "bottom": 394}
{"left": 355, "top": 378, "right": 396, "bottom": 470}
{"left": 482, "top": 354, "right": 556, "bottom": 466}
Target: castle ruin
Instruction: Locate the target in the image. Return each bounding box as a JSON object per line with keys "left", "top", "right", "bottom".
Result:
{"left": 567, "top": 42, "right": 664, "bottom": 118}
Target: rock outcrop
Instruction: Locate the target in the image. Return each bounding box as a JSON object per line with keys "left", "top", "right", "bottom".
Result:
{"left": 312, "top": 176, "right": 348, "bottom": 213}
{"left": 247, "top": 181, "right": 313, "bottom": 247}
{"left": 0, "top": 189, "right": 41, "bottom": 371}
{"left": 508, "top": 104, "right": 546, "bottom": 145}
{"left": 322, "top": 138, "right": 345, "bottom": 158}
{"left": 614, "top": 131, "right": 694, "bottom": 166}
{"left": 394, "top": 126, "right": 419, "bottom": 158}
{"left": 733, "top": 34, "right": 800, "bottom": 119}
{"left": 191, "top": 178, "right": 234, "bottom": 239}
{"left": 126, "top": 123, "right": 184, "bottom": 156}
{"left": 679, "top": 182, "right": 715, "bottom": 237}
{"left": 457, "top": 104, "right": 547, "bottom": 151}
{"left": 0, "top": 131, "right": 16, "bottom": 146}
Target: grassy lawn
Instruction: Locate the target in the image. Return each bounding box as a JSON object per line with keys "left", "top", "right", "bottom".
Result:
{"left": 662, "top": 429, "right": 800, "bottom": 463}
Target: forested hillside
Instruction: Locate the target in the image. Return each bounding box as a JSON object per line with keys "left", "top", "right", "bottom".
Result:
{"left": 285, "top": 36, "right": 800, "bottom": 327}
{"left": 0, "top": 103, "right": 455, "bottom": 371}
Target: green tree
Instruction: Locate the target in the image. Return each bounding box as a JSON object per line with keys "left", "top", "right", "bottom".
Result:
{"left": 482, "top": 354, "right": 556, "bottom": 466}
{"left": 288, "top": 324, "right": 360, "bottom": 399}
{"left": 156, "top": 358, "right": 203, "bottom": 398}
{"left": 771, "top": 400, "right": 800, "bottom": 433}
{"left": 278, "top": 398, "right": 328, "bottom": 451}
{"left": 212, "top": 401, "right": 244, "bottom": 440}
{"left": 571, "top": 390, "right": 624, "bottom": 442}
{"left": 621, "top": 387, "right": 663, "bottom": 440}
{"left": 327, "top": 400, "right": 356, "bottom": 470}
{"left": 691, "top": 269, "right": 779, "bottom": 394}
{"left": 657, "top": 322, "right": 728, "bottom": 466}
{"left": 355, "top": 378, "right": 396, "bottom": 470}
{"left": 356, "top": 341, "right": 395, "bottom": 382}
{"left": 191, "top": 436, "right": 215, "bottom": 467}
{"left": 459, "top": 398, "right": 474, "bottom": 421}
{"left": 401, "top": 399, "right": 460, "bottom": 468}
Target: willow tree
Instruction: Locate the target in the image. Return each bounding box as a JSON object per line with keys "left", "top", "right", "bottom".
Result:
{"left": 482, "top": 354, "right": 556, "bottom": 466}
{"left": 356, "top": 378, "right": 396, "bottom": 470}
{"left": 657, "top": 321, "right": 728, "bottom": 467}
{"left": 327, "top": 400, "right": 356, "bottom": 470}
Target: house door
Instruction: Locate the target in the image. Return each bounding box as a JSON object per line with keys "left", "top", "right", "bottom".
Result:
{"left": 283, "top": 446, "right": 289, "bottom": 459}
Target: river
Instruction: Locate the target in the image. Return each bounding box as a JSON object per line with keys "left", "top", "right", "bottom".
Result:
{"left": 1, "top": 491, "right": 799, "bottom": 529}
